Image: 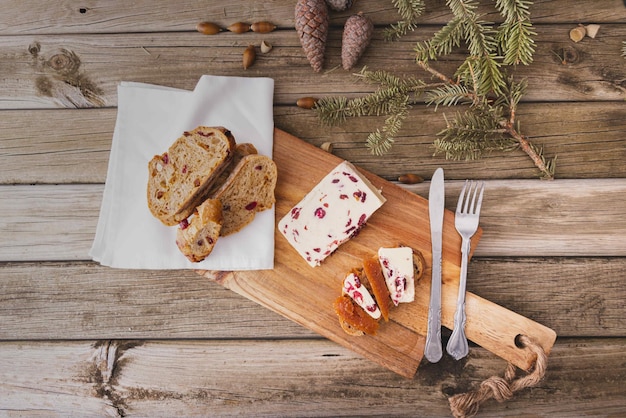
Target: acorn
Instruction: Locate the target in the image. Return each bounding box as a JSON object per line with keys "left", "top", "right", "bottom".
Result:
{"left": 325, "top": 0, "right": 353, "bottom": 11}
{"left": 398, "top": 173, "right": 424, "bottom": 184}
{"left": 251, "top": 21, "right": 277, "bottom": 33}
{"left": 341, "top": 12, "right": 374, "bottom": 70}
{"left": 296, "top": 97, "right": 318, "bottom": 109}
{"left": 295, "top": 0, "right": 329, "bottom": 72}
{"left": 569, "top": 25, "right": 586, "bottom": 43}
{"left": 196, "top": 22, "right": 222, "bottom": 35}
{"left": 228, "top": 22, "right": 251, "bottom": 33}
{"left": 243, "top": 45, "right": 256, "bottom": 69}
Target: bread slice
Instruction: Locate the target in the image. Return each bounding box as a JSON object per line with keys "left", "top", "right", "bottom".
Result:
{"left": 211, "top": 154, "right": 277, "bottom": 236}
{"left": 175, "top": 198, "right": 223, "bottom": 262}
{"left": 333, "top": 295, "right": 379, "bottom": 336}
{"left": 362, "top": 255, "right": 391, "bottom": 322}
{"left": 207, "top": 142, "right": 258, "bottom": 196}
{"left": 147, "top": 126, "right": 236, "bottom": 226}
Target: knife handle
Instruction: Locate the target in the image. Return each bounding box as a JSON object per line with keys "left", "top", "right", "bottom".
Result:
{"left": 424, "top": 306, "right": 442, "bottom": 363}
{"left": 424, "top": 252, "right": 443, "bottom": 363}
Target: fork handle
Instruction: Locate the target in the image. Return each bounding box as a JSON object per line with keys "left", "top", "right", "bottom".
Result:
{"left": 446, "top": 236, "right": 471, "bottom": 360}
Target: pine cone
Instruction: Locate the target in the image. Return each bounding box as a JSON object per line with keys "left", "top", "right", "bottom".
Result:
{"left": 325, "top": 0, "right": 353, "bottom": 12}
{"left": 341, "top": 12, "right": 373, "bottom": 70}
{"left": 295, "top": 0, "right": 329, "bottom": 72}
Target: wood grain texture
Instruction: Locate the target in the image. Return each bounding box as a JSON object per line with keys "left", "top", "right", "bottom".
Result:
{"left": 2, "top": 179, "right": 625, "bottom": 262}
{"left": 1, "top": 257, "right": 623, "bottom": 341}
{"left": 0, "top": 338, "right": 624, "bottom": 417}
{"left": 0, "top": 25, "right": 624, "bottom": 109}
{"left": 0, "top": 0, "right": 623, "bottom": 415}
{"left": 2, "top": 101, "right": 624, "bottom": 185}
{"left": 1, "top": 0, "right": 625, "bottom": 35}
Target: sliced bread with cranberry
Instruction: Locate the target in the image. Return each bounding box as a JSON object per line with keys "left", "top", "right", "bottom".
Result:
{"left": 147, "top": 126, "right": 236, "bottom": 226}
{"left": 175, "top": 198, "right": 223, "bottom": 262}
{"left": 211, "top": 154, "right": 277, "bottom": 236}
{"left": 207, "top": 142, "right": 258, "bottom": 196}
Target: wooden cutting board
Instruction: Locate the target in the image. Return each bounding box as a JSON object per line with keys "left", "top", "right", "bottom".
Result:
{"left": 200, "top": 129, "right": 557, "bottom": 378}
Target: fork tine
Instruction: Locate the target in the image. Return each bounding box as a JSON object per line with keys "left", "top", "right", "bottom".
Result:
{"left": 457, "top": 180, "right": 468, "bottom": 213}
{"left": 474, "top": 182, "right": 485, "bottom": 215}
{"left": 469, "top": 181, "right": 481, "bottom": 213}
{"left": 466, "top": 181, "right": 476, "bottom": 213}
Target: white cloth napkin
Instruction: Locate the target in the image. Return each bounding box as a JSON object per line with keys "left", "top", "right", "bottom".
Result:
{"left": 89, "top": 75, "right": 275, "bottom": 270}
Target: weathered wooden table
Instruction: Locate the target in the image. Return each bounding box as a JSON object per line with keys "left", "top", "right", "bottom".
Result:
{"left": 1, "top": 1, "right": 625, "bottom": 416}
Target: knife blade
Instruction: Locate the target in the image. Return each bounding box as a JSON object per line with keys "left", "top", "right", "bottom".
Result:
{"left": 424, "top": 167, "right": 445, "bottom": 363}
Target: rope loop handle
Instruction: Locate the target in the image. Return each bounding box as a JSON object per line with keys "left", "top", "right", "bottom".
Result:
{"left": 448, "top": 335, "right": 548, "bottom": 418}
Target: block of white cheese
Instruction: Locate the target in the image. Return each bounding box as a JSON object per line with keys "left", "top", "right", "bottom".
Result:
{"left": 278, "top": 161, "right": 386, "bottom": 267}
{"left": 378, "top": 246, "right": 415, "bottom": 305}
{"left": 342, "top": 271, "right": 381, "bottom": 319}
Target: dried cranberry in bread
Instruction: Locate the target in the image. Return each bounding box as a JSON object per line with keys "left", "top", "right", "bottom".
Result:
{"left": 211, "top": 154, "right": 277, "bottom": 236}
{"left": 175, "top": 198, "right": 223, "bottom": 262}
{"left": 147, "top": 126, "right": 236, "bottom": 226}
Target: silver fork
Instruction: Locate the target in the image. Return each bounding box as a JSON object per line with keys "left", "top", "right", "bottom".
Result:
{"left": 446, "top": 180, "right": 485, "bottom": 360}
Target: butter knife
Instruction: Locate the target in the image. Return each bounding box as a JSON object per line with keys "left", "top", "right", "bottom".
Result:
{"left": 424, "top": 167, "right": 444, "bottom": 363}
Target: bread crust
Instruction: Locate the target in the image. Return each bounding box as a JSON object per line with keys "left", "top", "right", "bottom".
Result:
{"left": 175, "top": 198, "right": 223, "bottom": 262}
{"left": 147, "top": 126, "right": 236, "bottom": 226}
{"left": 363, "top": 255, "right": 391, "bottom": 322}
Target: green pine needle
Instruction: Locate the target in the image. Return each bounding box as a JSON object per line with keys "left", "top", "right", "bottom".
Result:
{"left": 312, "top": 0, "right": 556, "bottom": 178}
{"left": 383, "top": 0, "right": 426, "bottom": 41}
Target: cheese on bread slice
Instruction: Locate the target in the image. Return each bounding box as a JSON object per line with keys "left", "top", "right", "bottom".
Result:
{"left": 378, "top": 246, "right": 415, "bottom": 305}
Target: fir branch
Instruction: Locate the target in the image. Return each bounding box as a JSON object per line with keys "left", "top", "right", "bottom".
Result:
{"left": 314, "top": 87, "right": 408, "bottom": 126}
{"left": 353, "top": 66, "right": 427, "bottom": 92}
{"left": 495, "top": 0, "right": 536, "bottom": 65}
{"left": 415, "top": 16, "right": 465, "bottom": 61}
{"left": 434, "top": 107, "right": 516, "bottom": 161}
{"left": 383, "top": 0, "right": 426, "bottom": 41}
{"left": 311, "top": 1, "right": 554, "bottom": 178}
{"left": 503, "top": 122, "right": 556, "bottom": 179}
{"left": 426, "top": 83, "right": 474, "bottom": 109}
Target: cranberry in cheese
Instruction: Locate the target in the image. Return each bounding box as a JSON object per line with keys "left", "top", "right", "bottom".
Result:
{"left": 378, "top": 246, "right": 415, "bottom": 305}
{"left": 278, "top": 161, "right": 386, "bottom": 267}
{"left": 342, "top": 272, "right": 381, "bottom": 320}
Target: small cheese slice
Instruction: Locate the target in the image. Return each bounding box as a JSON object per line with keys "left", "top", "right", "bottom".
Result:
{"left": 278, "top": 161, "right": 386, "bottom": 267}
{"left": 342, "top": 272, "right": 381, "bottom": 320}
{"left": 378, "top": 247, "right": 415, "bottom": 305}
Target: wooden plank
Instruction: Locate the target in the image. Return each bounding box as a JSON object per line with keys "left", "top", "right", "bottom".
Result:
{"left": 0, "top": 338, "right": 624, "bottom": 417}
{"left": 0, "top": 261, "right": 314, "bottom": 340}
{"left": 0, "top": 256, "right": 623, "bottom": 340}
{"left": 405, "top": 179, "right": 626, "bottom": 258}
{"left": 1, "top": 101, "right": 625, "bottom": 184}
{"left": 0, "top": 341, "right": 118, "bottom": 416}
{"left": 0, "top": 108, "right": 114, "bottom": 184}
{"left": 1, "top": 178, "right": 626, "bottom": 262}
{"left": 0, "top": 25, "right": 624, "bottom": 109}
{"left": 1, "top": 0, "right": 625, "bottom": 35}
{"left": 0, "top": 184, "right": 101, "bottom": 262}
